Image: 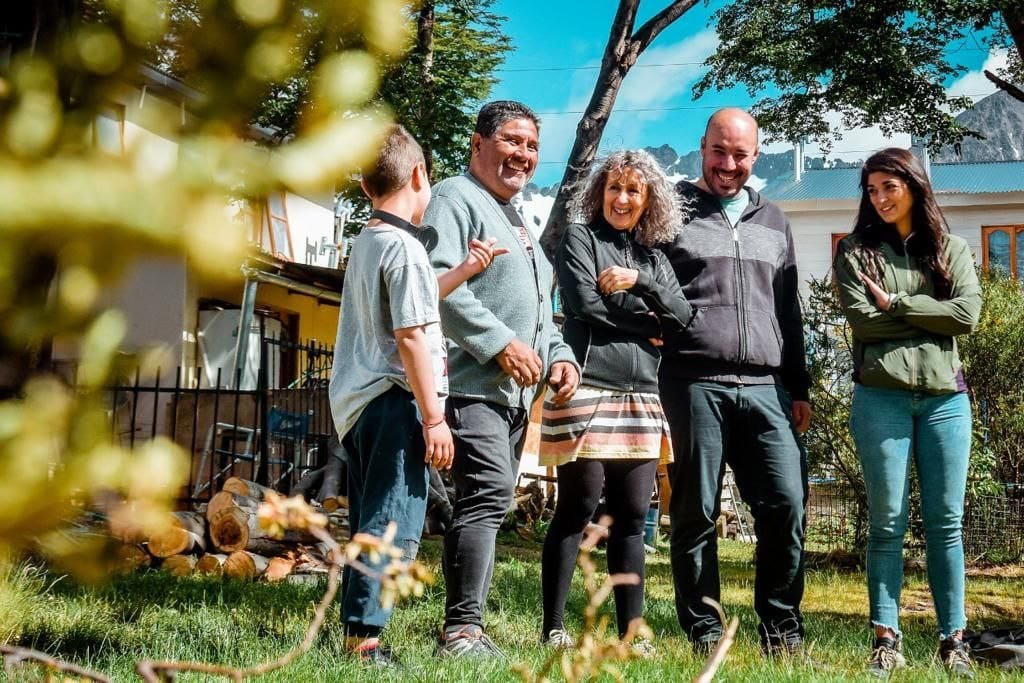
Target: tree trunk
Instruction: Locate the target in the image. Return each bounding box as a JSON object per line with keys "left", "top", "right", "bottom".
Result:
{"left": 147, "top": 511, "right": 207, "bottom": 558}
{"left": 223, "top": 551, "right": 270, "bottom": 580}
{"left": 416, "top": 0, "right": 436, "bottom": 177}
{"left": 221, "top": 477, "right": 274, "bottom": 501}
{"left": 196, "top": 553, "right": 228, "bottom": 576}
{"left": 539, "top": 0, "right": 700, "bottom": 259}
{"left": 208, "top": 499, "right": 313, "bottom": 554}
{"left": 162, "top": 554, "right": 197, "bottom": 577}
{"left": 317, "top": 447, "right": 345, "bottom": 501}
{"left": 321, "top": 496, "right": 348, "bottom": 513}
{"left": 992, "top": 9, "right": 1024, "bottom": 103}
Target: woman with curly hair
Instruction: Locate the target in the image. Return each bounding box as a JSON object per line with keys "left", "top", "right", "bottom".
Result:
{"left": 538, "top": 149, "right": 690, "bottom": 655}
{"left": 833, "top": 148, "right": 981, "bottom": 677}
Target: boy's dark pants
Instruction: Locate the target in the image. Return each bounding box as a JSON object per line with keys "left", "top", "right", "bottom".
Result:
{"left": 660, "top": 379, "right": 807, "bottom": 646}
{"left": 340, "top": 385, "right": 430, "bottom": 633}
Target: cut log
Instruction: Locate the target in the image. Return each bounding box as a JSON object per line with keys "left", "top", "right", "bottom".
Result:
{"left": 321, "top": 496, "right": 349, "bottom": 513}
{"left": 162, "top": 554, "right": 197, "bottom": 577}
{"left": 115, "top": 543, "right": 152, "bottom": 572}
{"left": 223, "top": 551, "right": 270, "bottom": 580}
{"left": 147, "top": 512, "right": 207, "bottom": 558}
{"left": 206, "top": 490, "right": 261, "bottom": 524}
{"left": 265, "top": 556, "right": 297, "bottom": 583}
{"left": 208, "top": 507, "right": 293, "bottom": 555}
{"left": 222, "top": 477, "right": 274, "bottom": 501}
{"left": 196, "top": 553, "right": 228, "bottom": 576}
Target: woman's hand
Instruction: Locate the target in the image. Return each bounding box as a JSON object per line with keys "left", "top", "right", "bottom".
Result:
{"left": 858, "top": 272, "right": 893, "bottom": 311}
{"left": 597, "top": 266, "right": 639, "bottom": 294}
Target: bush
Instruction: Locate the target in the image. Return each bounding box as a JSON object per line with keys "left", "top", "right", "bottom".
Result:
{"left": 802, "top": 270, "right": 1024, "bottom": 555}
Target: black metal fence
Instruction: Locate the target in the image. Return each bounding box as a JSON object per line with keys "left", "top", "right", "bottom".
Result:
{"left": 802, "top": 480, "right": 1024, "bottom": 563}
{"left": 109, "top": 335, "right": 334, "bottom": 507}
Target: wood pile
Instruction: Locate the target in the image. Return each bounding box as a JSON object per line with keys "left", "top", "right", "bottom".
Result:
{"left": 111, "top": 477, "right": 348, "bottom": 583}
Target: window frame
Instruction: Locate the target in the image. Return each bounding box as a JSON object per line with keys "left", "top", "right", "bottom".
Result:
{"left": 981, "top": 225, "right": 1024, "bottom": 278}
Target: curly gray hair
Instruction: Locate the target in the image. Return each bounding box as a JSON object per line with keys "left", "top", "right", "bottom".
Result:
{"left": 567, "top": 149, "right": 684, "bottom": 247}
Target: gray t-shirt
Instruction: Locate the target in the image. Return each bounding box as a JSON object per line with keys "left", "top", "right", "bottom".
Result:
{"left": 329, "top": 224, "right": 447, "bottom": 440}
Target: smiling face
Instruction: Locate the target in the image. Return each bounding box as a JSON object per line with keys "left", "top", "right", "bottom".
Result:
{"left": 699, "top": 110, "right": 759, "bottom": 199}
{"left": 468, "top": 117, "right": 539, "bottom": 202}
{"left": 866, "top": 171, "right": 914, "bottom": 235}
{"left": 602, "top": 167, "right": 649, "bottom": 232}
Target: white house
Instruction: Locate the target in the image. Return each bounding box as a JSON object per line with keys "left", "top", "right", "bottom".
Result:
{"left": 762, "top": 156, "right": 1024, "bottom": 289}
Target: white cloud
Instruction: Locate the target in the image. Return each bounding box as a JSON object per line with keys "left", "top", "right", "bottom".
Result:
{"left": 946, "top": 48, "right": 1007, "bottom": 101}
{"left": 616, "top": 30, "right": 719, "bottom": 115}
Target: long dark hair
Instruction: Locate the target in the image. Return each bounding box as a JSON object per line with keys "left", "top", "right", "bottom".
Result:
{"left": 851, "top": 148, "right": 952, "bottom": 298}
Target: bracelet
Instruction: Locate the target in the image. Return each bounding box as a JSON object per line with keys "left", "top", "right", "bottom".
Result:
{"left": 422, "top": 417, "right": 446, "bottom": 429}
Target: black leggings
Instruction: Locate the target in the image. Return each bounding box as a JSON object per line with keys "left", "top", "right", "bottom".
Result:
{"left": 541, "top": 458, "right": 659, "bottom": 636}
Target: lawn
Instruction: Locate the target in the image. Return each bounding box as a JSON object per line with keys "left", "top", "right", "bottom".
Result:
{"left": 2, "top": 535, "right": 1022, "bottom": 681}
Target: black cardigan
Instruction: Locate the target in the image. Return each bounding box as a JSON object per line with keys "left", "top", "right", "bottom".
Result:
{"left": 557, "top": 218, "right": 692, "bottom": 393}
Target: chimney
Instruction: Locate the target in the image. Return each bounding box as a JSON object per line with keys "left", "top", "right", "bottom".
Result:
{"left": 793, "top": 138, "right": 805, "bottom": 182}
{"left": 910, "top": 134, "right": 931, "bottom": 179}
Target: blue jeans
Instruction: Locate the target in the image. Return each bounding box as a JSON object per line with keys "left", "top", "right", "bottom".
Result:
{"left": 850, "top": 385, "right": 971, "bottom": 638}
{"left": 340, "top": 386, "right": 430, "bottom": 632}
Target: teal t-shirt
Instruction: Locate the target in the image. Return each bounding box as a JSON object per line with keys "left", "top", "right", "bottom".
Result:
{"left": 718, "top": 191, "right": 749, "bottom": 227}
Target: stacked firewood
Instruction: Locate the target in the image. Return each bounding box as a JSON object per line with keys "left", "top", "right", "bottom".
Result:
{"left": 113, "top": 477, "right": 349, "bottom": 582}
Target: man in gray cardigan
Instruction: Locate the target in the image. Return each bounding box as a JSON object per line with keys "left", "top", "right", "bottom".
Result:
{"left": 425, "top": 100, "right": 579, "bottom": 658}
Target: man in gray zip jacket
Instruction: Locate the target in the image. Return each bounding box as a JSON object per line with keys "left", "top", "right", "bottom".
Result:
{"left": 425, "top": 100, "right": 580, "bottom": 657}
{"left": 659, "top": 108, "right": 812, "bottom": 656}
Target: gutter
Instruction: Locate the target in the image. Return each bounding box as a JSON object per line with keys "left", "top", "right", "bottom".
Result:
{"left": 240, "top": 265, "right": 342, "bottom": 304}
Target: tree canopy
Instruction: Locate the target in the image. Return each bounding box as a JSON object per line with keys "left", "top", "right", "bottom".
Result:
{"left": 696, "top": 1, "right": 1024, "bottom": 150}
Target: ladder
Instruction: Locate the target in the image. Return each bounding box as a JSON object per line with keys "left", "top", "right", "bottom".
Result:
{"left": 721, "top": 467, "right": 756, "bottom": 543}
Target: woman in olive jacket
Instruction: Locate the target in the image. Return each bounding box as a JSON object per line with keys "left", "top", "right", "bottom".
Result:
{"left": 538, "top": 149, "right": 690, "bottom": 654}
{"left": 833, "top": 148, "right": 981, "bottom": 677}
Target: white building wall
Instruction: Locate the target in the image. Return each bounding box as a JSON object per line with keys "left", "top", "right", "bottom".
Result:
{"left": 284, "top": 193, "right": 337, "bottom": 268}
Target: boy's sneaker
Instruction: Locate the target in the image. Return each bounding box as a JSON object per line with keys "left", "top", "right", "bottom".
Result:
{"left": 630, "top": 637, "right": 657, "bottom": 658}
{"left": 939, "top": 635, "right": 974, "bottom": 678}
{"left": 353, "top": 638, "right": 399, "bottom": 668}
{"left": 438, "top": 624, "right": 507, "bottom": 659}
{"left": 540, "top": 628, "right": 576, "bottom": 650}
{"left": 867, "top": 635, "right": 906, "bottom": 677}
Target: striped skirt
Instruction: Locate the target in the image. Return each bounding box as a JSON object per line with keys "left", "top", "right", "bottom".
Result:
{"left": 538, "top": 384, "right": 674, "bottom": 468}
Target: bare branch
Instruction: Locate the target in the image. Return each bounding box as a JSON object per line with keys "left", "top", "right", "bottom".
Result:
{"left": 631, "top": 0, "right": 702, "bottom": 51}
{"left": 2, "top": 645, "right": 113, "bottom": 683}
{"left": 983, "top": 70, "right": 1024, "bottom": 104}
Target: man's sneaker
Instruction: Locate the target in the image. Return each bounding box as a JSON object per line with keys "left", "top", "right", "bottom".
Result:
{"left": 692, "top": 633, "right": 723, "bottom": 657}
{"left": 540, "top": 628, "right": 576, "bottom": 650}
{"left": 630, "top": 637, "right": 657, "bottom": 658}
{"left": 353, "top": 638, "right": 399, "bottom": 668}
{"left": 867, "top": 635, "right": 906, "bottom": 678}
{"left": 939, "top": 635, "right": 974, "bottom": 678}
{"left": 438, "top": 624, "right": 507, "bottom": 659}
{"left": 760, "top": 619, "right": 804, "bottom": 658}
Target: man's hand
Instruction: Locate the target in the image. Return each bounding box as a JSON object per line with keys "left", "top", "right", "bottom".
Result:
{"left": 791, "top": 400, "right": 812, "bottom": 433}
{"left": 858, "top": 272, "right": 893, "bottom": 311}
{"left": 423, "top": 420, "right": 454, "bottom": 470}
{"left": 496, "top": 339, "right": 542, "bottom": 387}
{"left": 597, "top": 266, "right": 639, "bottom": 294}
{"left": 547, "top": 361, "right": 579, "bottom": 406}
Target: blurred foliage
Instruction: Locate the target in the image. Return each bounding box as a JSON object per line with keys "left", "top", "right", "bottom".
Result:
{"left": 802, "top": 270, "right": 1019, "bottom": 551}
{"left": 0, "top": 0, "right": 405, "bottom": 576}
{"left": 697, "top": 1, "right": 1023, "bottom": 151}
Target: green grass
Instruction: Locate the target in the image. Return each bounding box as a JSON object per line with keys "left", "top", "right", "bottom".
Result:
{"left": 2, "top": 538, "right": 1023, "bottom": 681}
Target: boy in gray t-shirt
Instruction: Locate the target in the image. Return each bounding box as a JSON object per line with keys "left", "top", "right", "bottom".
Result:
{"left": 328, "top": 125, "right": 504, "bottom": 665}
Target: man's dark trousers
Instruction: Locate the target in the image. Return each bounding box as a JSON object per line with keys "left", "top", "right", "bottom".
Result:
{"left": 442, "top": 397, "right": 529, "bottom": 629}
{"left": 661, "top": 379, "right": 807, "bottom": 645}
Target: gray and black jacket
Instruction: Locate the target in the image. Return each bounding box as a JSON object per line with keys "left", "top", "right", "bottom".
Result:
{"left": 659, "top": 182, "right": 810, "bottom": 401}
{"left": 558, "top": 218, "right": 692, "bottom": 394}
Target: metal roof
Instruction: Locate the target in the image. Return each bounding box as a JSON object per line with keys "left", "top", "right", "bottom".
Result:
{"left": 762, "top": 160, "right": 1024, "bottom": 202}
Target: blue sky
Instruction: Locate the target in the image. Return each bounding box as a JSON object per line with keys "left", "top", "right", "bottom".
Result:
{"left": 490, "top": 1, "right": 1004, "bottom": 186}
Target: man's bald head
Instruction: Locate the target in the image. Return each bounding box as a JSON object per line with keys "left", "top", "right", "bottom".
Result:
{"left": 698, "top": 108, "right": 760, "bottom": 199}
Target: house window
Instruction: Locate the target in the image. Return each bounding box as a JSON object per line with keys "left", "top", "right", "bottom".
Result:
{"left": 831, "top": 232, "right": 849, "bottom": 257}
{"left": 254, "top": 192, "right": 293, "bottom": 260}
{"left": 982, "top": 225, "right": 1024, "bottom": 278}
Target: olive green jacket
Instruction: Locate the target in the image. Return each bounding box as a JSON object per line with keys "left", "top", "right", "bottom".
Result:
{"left": 833, "top": 233, "right": 981, "bottom": 394}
